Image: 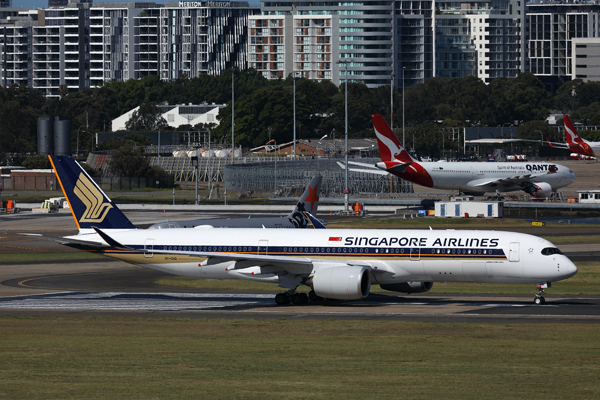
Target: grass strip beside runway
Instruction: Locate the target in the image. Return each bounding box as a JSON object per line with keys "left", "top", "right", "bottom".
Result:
{"left": 0, "top": 252, "right": 104, "bottom": 264}
{"left": 156, "top": 261, "right": 600, "bottom": 296}
{"left": 0, "top": 317, "right": 598, "bottom": 400}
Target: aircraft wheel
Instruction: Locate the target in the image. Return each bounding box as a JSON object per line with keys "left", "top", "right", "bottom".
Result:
{"left": 291, "top": 293, "right": 303, "bottom": 305}
{"left": 534, "top": 296, "right": 545, "bottom": 305}
{"left": 275, "top": 293, "right": 290, "bottom": 305}
{"left": 309, "top": 290, "right": 322, "bottom": 302}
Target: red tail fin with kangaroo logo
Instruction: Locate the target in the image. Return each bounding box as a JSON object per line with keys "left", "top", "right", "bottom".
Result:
{"left": 372, "top": 114, "right": 415, "bottom": 163}
{"left": 564, "top": 115, "right": 594, "bottom": 157}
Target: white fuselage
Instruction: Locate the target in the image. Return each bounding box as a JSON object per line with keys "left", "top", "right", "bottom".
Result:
{"left": 422, "top": 161, "right": 575, "bottom": 193}
{"left": 71, "top": 227, "right": 577, "bottom": 286}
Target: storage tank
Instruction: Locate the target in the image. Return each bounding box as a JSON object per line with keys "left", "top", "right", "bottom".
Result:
{"left": 53, "top": 117, "right": 71, "bottom": 156}
{"left": 37, "top": 116, "right": 54, "bottom": 155}
{"left": 201, "top": 149, "right": 215, "bottom": 158}
{"left": 216, "top": 149, "right": 230, "bottom": 158}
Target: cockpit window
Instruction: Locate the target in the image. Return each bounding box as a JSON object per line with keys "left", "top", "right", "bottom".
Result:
{"left": 541, "top": 247, "right": 562, "bottom": 256}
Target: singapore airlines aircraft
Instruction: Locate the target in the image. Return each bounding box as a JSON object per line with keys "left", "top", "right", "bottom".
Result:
{"left": 546, "top": 114, "right": 600, "bottom": 159}
{"left": 147, "top": 175, "right": 323, "bottom": 229}
{"left": 341, "top": 114, "right": 576, "bottom": 198}
{"left": 31, "top": 156, "right": 577, "bottom": 306}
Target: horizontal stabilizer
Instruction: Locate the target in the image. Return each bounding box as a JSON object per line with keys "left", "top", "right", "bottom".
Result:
{"left": 303, "top": 212, "right": 327, "bottom": 229}
{"left": 337, "top": 161, "right": 389, "bottom": 175}
{"left": 92, "top": 227, "right": 133, "bottom": 250}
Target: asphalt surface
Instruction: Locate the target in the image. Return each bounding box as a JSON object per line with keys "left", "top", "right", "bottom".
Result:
{"left": 0, "top": 208, "right": 599, "bottom": 322}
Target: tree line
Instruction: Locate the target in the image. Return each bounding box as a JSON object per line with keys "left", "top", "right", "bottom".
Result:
{"left": 3, "top": 70, "right": 600, "bottom": 164}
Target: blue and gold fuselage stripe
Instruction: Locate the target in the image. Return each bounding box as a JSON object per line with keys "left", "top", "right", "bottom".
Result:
{"left": 97, "top": 244, "right": 507, "bottom": 260}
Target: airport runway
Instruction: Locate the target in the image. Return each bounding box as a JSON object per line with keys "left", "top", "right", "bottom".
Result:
{"left": 1, "top": 210, "right": 599, "bottom": 323}
{"left": 0, "top": 262, "right": 598, "bottom": 323}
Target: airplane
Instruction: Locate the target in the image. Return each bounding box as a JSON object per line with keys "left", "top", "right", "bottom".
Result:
{"left": 147, "top": 175, "right": 323, "bottom": 229}
{"left": 24, "top": 155, "right": 578, "bottom": 306}
{"left": 545, "top": 114, "right": 600, "bottom": 159}
{"left": 340, "top": 114, "right": 576, "bottom": 199}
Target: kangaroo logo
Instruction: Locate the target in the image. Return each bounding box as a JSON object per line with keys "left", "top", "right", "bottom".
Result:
{"left": 74, "top": 172, "right": 113, "bottom": 223}
{"left": 374, "top": 128, "right": 401, "bottom": 161}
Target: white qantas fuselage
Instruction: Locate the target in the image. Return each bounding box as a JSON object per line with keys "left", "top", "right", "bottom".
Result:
{"left": 71, "top": 227, "right": 577, "bottom": 286}
{"left": 415, "top": 161, "right": 576, "bottom": 194}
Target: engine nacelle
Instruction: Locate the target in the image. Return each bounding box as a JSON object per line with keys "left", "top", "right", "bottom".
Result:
{"left": 312, "top": 266, "right": 371, "bottom": 300}
{"left": 380, "top": 281, "right": 433, "bottom": 294}
{"left": 524, "top": 182, "right": 553, "bottom": 199}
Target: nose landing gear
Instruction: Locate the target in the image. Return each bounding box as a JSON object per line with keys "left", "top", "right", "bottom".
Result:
{"left": 534, "top": 282, "right": 550, "bottom": 305}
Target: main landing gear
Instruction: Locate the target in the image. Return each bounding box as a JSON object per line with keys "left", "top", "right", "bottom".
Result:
{"left": 534, "top": 282, "right": 550, "bottom": 305}
{"left": 274, "top": 290, "right": 321, "bottom": 305}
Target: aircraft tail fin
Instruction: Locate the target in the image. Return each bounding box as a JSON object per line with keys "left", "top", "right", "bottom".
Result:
{"left": 564, "top": 114, "right": 587, "bottom": 145}
{"left": 49, "top": 156, "right": 136, "bottom": 231}
{"left": 371, "top": 114, "right": 414, "bottom": 163}
{"left": 288, "top": 175, "right": 322, "bottom": 217}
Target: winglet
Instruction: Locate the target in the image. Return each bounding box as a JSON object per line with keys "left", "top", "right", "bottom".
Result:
{"left": 303, "top": 211, "right": 327, "bottom": 229}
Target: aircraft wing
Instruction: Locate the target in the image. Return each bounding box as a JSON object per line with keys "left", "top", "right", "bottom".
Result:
{"left": 471, "top": 173, "right": 549, "bottom": 188}
{"left": 19, "top": 233, "right": 107, "bottom": 248}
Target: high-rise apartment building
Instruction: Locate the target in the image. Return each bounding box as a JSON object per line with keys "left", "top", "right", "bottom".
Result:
{"left": 0, "top": 7, "right": 34, "bottom": 88}
{"left": 255, "top": 0, "right": 394, "bottom": 88}
{"left": 29, "top": 1, "right": 257, "bottom": 97}
{"left": 433, "top": 0, "right": 525, "bottom": 83}
{"left": 1, "top": 0, "right": 599, "bottom": 97}
{"left": 527, "top": 1, "right": 600, "bottom": 91}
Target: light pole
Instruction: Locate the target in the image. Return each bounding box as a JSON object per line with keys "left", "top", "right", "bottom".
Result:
{"left": 336, "top": 59, "right": 353, "bottom": 211}
{"left": 535, "top": 129, "right": 543, "bottom": 157}
{"left": 440, "top": 130, "right": 445, "bottom": 159}
{"left": 231, "top": 69, "right": 235, "bottom": 161}
{"left": 293, "top": 72, "right": 296, "bottom": 159}
{"left": 192, "top": 155, "right": 199, "bottom": 205}
{"left": 390, "top": 72, "right": 394, "bottom": 130}
{"left": 76, "top": 125, "right": 84, "bottom": 158}
{"left": 402, "top": 67, "right": 406, "bottom": 149}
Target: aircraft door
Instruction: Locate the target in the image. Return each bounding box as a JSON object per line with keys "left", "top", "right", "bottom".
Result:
{"left": 258, "top": 240, "right": 268, "bottom": 255}
{"left": 144, "top": 238, "right": 155, "bottom": 258}
{"left": 410, "top": 247, "right": 420, "bottom": 261}
{"left": 508, "top": 242, "right": 520, "bottom": 262}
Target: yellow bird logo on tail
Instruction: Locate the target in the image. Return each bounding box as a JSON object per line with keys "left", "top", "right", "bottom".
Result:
{"left": 74, "top": 172, "right": 113, "bottom": 223}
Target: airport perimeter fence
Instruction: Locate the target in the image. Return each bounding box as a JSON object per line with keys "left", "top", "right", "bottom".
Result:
{"left": 224, "top": 159, "right": 413, "bottom": 197}
{"left": 96, "top": 175, "right": 175, "bottom": 191}
{"left": 86, "top": 153, "right": 412, "bottom": 196}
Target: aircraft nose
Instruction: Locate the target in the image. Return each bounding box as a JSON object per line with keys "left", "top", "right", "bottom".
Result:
{"left": 560, "top": 259, "right": 578, "bottom": 280}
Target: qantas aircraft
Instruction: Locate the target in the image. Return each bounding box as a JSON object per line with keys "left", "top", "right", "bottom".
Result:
{"left": 26, "top": 155, "right": 577, "bottom": 306}
{"left": 341, "top": 114, "right": 576, "bottom": 198}
{"left": 147, "top": 175, "right": 323, "bottom": 229}
{"left": 546, "top": 114, "right": 600, "bottom": 159}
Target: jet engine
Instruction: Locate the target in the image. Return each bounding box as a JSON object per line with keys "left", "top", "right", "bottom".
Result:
{"left": 311, "top": 266, "right": 371, "bottom": 300}
{"left": 380, "top": 281, "right": 433, "bottom": 294}
{"left": 524, "top": 182, "right": 553, "bottom": 199}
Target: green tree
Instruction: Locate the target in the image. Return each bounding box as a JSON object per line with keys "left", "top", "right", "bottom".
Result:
{"left": 109, "top": 142, "right": 152, "bottom": 177}
{"left": 97, "top": 133, "right": 152, "bottom": 151}
{"left": 22, "top": 155, "right": 51, "bottom": 169}
{"left": 124, "top": 103, "right": 169, "bottom": 131}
